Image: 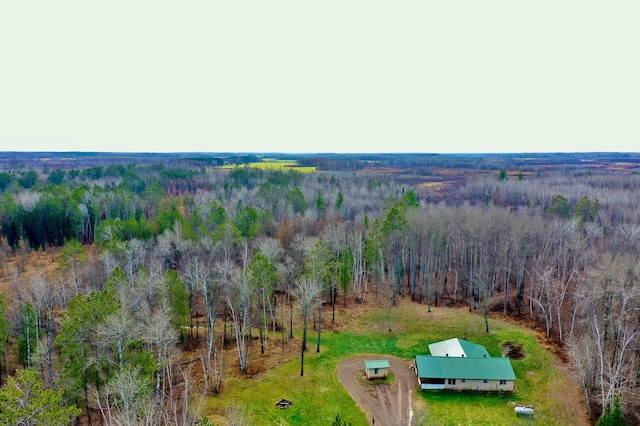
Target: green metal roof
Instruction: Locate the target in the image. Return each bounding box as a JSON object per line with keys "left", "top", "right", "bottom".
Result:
{"left": 364, "top": 360, "right": 391, "bottom": 370}
{"left": 415, "top": 355, "right": 516, "bottom": 381}
{"left": 428, "top": 338, "right": 490, "bottom": 358}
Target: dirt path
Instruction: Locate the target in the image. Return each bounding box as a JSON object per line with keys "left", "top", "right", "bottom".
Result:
{"left": 337, "top": 355, "right": 416, "bottom": 426}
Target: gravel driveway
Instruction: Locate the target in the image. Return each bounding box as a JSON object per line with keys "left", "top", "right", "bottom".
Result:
{"left": 337, "top": 355, "right": 417, "bottom": 426}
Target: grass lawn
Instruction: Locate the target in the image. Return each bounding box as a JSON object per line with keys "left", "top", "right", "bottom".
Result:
{"left": 203, "top": 301, "right": 586, "bottom": 425}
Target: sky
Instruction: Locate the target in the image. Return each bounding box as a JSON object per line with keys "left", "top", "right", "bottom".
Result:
{"left": 1, "top": 2, "right": 638, "bottom": 154}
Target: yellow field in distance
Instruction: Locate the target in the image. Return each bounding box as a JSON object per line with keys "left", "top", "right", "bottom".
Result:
{"left": 220, "top": 160, "right": 316, "bottom": 173}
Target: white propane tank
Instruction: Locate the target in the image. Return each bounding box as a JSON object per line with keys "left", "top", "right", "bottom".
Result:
{"left": 515, "top": 406, "right": 534, "bottom": 416}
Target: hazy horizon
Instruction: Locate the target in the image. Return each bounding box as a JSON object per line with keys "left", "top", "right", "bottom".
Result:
{"left": 2, "top": 2, "right": 638, "bottom": 154}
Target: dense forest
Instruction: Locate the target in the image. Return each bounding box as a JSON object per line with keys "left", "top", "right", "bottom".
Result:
{"left": 1, "top": 152, "right": 640, "bottom": 424}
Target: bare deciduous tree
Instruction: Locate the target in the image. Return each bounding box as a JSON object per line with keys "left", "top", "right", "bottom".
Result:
{"left": 97, "top": 366, "right": 157, "bottom": 426}
{"left": 142, "top": 299, "right": 179, "bottom": 399}
{"left": 224, "top": 268, "right": 252, "bottom": 372}
{"left": 294, "top": 276, "right": 321, "bottom": 376}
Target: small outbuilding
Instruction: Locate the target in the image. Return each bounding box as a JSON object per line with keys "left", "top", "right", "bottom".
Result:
{"left": 364, "top": 360, "right": 390, "bottom": 380}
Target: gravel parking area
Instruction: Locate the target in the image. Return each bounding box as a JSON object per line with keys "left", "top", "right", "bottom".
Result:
{"left": 337, "top": 355, "right": 417, "bottom": 426}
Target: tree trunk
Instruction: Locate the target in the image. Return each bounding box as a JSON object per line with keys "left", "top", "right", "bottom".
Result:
{"left": 316, "top": 304, "right": 322, "bottom": 353}
{"left": 281, "top": 293, "right": 286, "bottom": 352}
{"left": 289, "top": 292, "right": 294, "bottom": 339}
{"left": 223, "top": 304, "right": 227, "bottom": 348}
{"left": 332, "top": 286, "right": 336, "bottom": 323}
{"left": 258, "top": 297, "right": 265, "bottom": 355}
{"left": 301, "top": 313, "right": 307, "bottom": 376}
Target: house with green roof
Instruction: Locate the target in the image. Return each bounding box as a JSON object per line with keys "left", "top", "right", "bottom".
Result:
{"left": 364, "top": 360, "right": 390, "bottom": 379}
{"left": 415, "top": 339, "right": 516, "bottom": 392}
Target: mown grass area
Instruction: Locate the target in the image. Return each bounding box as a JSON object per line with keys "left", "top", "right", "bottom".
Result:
{"left": 220, "top": 160, "right": 316, "bottom": 173}
{"left": 203, "top": 301, "right": 584, "bottom": 425}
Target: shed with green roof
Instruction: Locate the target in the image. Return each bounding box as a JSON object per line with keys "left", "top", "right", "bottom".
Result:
{"left": 364, "top": 360, "right": 390, "bottom": 379}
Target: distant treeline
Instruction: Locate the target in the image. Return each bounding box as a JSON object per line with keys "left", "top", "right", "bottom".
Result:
{"left": 4, "top": 151, "right": 640, "bottom": 173}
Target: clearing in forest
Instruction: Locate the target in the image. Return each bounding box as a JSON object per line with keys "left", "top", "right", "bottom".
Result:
{"left": 220, "top": 160, "right": 316, "bottom": 173}
{"left": 202, "top": 300, "right": 588, "bottom": 425}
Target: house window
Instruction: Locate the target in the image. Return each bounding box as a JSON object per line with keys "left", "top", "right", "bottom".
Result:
{"left": 461, "top": 379, "right": 466, "bottom": 383}
{"left": 500, "top": 380, "right": 507, "bottom": 385}
{"left": 447, "top": 378, "right": 456, "bottom": 385}
{"left": 483, "top": 379, "right": 488, "bottom": 384}
{"left": 374, "top": 368, "right": 379, "bottom": 375}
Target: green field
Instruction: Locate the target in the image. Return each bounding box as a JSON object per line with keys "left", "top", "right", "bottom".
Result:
{"left": 221, "top": 160, "right": 316, "bottom": 173}
{"left": 203, "top": 302, "right": 584, "bottom": 425}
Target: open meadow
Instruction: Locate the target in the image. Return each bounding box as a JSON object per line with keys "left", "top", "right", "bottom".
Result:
{"left": 220, "top": 159, "right": 316, "bottom": 173}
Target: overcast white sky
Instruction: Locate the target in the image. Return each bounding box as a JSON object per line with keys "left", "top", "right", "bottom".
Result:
{"left": 1, "top": 2, "right": 638, "bottom": 154}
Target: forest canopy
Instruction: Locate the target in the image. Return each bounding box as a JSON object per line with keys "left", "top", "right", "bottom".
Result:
{"left": 1, "top": 152, "right": 640, "bottom": 424}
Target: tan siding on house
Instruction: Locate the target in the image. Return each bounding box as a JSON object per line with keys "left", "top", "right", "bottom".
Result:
{"left": 445, "top": 379, "right": 514, "bottom": 392}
